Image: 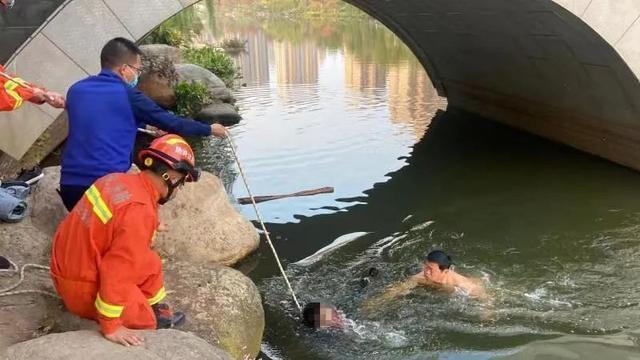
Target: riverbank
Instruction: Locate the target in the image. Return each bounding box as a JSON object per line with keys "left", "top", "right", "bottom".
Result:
{"left": 0, "top": 166, "right": 264, "bottom": 360}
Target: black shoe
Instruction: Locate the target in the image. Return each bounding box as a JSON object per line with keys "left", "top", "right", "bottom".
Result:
{"left": 152, "top": 303, "right": 186, "bottom": 329}
{"left": 16, "top": 166, "right": 43, "bottom": 186}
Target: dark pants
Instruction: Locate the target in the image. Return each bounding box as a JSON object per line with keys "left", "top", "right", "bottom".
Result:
{"left": 59, "top": 184, "right": 90, "bottom": 212}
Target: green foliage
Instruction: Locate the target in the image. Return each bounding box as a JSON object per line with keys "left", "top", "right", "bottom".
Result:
{"left": 221, "top": 38, "right": 247, "bottom": 52}
{"left": 145, "top": 24, "right": 186, "bottom": 47}
{"left": 183, "top": 47, "right": 239, "bottom": 88}
{"left": 174, "top": 81, "right": 213, "bottom": 117}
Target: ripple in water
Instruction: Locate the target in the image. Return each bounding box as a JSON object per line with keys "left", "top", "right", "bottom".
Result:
{"left": 258, "top": 219, "right": 640, "bottom": 359}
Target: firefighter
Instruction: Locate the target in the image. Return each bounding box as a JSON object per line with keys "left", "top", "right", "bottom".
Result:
{"left": 50, "top": 134, "right": 198, "bottom": 347}
{"left": 0, "top": 65, "right": 65, "bottom": 111}
{"left": 0, "top": 0, "right": 15, "bottom": 9}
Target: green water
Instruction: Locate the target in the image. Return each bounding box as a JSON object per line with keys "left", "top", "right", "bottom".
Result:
{"left": 168, "top": 1, "right": 640, "bottom": 358}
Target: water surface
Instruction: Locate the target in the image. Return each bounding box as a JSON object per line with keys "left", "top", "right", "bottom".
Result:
{"left": 172, "top": 2, "right": 640, "bottom": 359}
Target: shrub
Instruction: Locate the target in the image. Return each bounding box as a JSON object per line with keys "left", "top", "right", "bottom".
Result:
{"left": 141, "top": 55, "right": 178, "bottom": 86}
{"left": 146, "top": 25, "right": 186, "bottom": 47}
{"left": 183, "top": 47, "right": 239, "bottom": 88}
{"left": 221, "top": 38, "right": 247, "bottom": 52}
{"left": 174, "top": 81, "right": 213, "bottom": 117}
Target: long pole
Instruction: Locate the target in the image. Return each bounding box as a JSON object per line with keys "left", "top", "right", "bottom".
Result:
{"left": 224, "top": 129, "right": 303, "bottom": 313}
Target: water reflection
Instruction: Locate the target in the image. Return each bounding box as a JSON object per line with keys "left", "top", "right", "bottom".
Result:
{"left": 183, "top": 0, "right": 445, "bottom": 223}
{"left": 165, "top": 2, "right": 640, "bottom": 359}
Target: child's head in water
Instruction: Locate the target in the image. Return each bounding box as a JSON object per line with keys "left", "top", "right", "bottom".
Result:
{"left": 302, "top": 302, "right": 343, "bottom": 329}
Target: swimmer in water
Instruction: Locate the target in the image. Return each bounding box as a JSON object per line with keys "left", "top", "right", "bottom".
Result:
{"left": 302, "top": 302, "right": 345, "bottom": 329}
{"left": 362, "top": 250, "right": 489, "bottom": 310}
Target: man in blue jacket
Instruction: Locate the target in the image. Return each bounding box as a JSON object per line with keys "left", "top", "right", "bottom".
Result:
{"left": 60, "top": 37, "right": 227, "bottom": 211}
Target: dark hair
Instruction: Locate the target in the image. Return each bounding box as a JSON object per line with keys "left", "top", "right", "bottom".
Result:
{"left": 302, "top": 302, "right": 321, "bottom": 328}
{"left": 425, "top": 250, "right": 452, "bottom": 270}
{"left": 100, "top": 37, "right": 143, "bottom": 69}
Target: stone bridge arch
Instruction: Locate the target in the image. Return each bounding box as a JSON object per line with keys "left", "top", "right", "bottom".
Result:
{"left": 2, "top": 0, "right": 640, "bottom": 174}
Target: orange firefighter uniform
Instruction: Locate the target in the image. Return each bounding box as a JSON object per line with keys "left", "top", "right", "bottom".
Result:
{"left": 0, "top": 65, "right": 46, "bottom": 111}
{"left": 50, "top": 171, "right": 165, "bottom": 335}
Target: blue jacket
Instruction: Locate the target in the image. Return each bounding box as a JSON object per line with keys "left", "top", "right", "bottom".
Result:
{"left": 61, "top": 69, "right": 211, "bottom": 187}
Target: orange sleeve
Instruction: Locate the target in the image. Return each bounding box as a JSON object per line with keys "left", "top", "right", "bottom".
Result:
{"left": 95, "top": 204, "right": 159, "bottom": 335}
{"left": 0, "top": 65, "right": 45, "bottom": 110}
{"left": 0, "top": 86, "right": 19, "bottom": 111}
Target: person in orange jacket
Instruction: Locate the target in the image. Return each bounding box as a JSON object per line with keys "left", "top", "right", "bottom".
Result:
{"left": 0, "top": 0, "right": 14, "bottom": 9}
{"left": 0, "top": 64, "right": 66, "bottom": 111}
{"left": 50, "top": 134, "right": 199, "bottom": 346}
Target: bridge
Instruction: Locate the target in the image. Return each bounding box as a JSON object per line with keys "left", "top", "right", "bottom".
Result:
{"left": 2, "top": 0, "right": 640, "bottom": 175}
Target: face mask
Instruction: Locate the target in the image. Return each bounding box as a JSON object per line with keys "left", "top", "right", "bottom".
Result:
{"left": 128, "top": 72, "right": 139, "bottom": 88}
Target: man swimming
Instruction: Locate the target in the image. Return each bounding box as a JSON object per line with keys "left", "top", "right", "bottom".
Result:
{"left": 363, "top": 250, "right": 488, "bottom": 309}
{"left": 413, "top": 250, "right": 486, "bottom": 297}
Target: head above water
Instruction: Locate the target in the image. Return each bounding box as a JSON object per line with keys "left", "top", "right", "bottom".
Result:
{"left": 423, "top": 250, "right": 453, "bottom": 283}
{"left": 100, "top": 37, "right": 143, "bottom": 87}
{"left": 302, "top": 302, "right": 343, "bottom": 329}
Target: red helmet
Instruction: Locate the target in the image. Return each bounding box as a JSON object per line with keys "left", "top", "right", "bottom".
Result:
{"left": 138, "top": 134, "right": 200, "bottom": 182}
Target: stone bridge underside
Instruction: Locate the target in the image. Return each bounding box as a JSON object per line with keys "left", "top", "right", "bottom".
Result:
{"left": 2, "top": 0, "right": 640, "bottom": 175}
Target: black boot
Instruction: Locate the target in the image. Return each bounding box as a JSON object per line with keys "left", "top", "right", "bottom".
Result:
{"left": 152, "top": 303, "right": 186, "bottom": 329}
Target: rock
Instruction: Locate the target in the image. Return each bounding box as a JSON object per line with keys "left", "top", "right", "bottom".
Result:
{"left": 210, "top": 87, "right": 235, "bottom": 104}
{"left": 176, "top": 64, "right": 225, "bottom": 88}
{"left": 139, "top": 55, "right": 178, "bottom": 109}
{"left": 156, "top": 171, "right": 259, "bottom": 266}
{"left": 175, "top": 64, "right": 236, "bottom": 104}
{"left": 195, "top": 103, "right": 242, "bottom": 126}
{"left": 163, "top": 261, "right": 264, "bottom": 360}
{"left": 3, "top": 329, "right": 232, "bottom": 360}
{"left": 29, "top": 166, "right": 67, "bottom": 237}
{"left": 0, "top": 218, "right": 50, "bottom": 265}
{"left": 140, "top": 44, "right": 182, "bottom": 64}
{"left": 0, "top": 218, "right": 56, "bottom": 354}
{"left": 138, "top": 73, "right": 176, "bottom": 109}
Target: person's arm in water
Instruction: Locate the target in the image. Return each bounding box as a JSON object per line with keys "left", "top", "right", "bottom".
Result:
{"left": 127, "top": 88, "right": 226, "bottom": 138}
{"left": 361, "top": 274, "right": 422, "bottom": 313}
{"left": 448, "top": 272, "right": 492, "bottom": 302}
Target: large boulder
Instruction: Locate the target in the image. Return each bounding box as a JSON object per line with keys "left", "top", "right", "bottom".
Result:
{"left": 140, "top": 44, "right": 183, "bottom": 64}
{"left": 29, "top": 166, "right": 67, "bottom": 237}
{"left": 138, "top": 74, "right": 176, "bottom": 109}
{"left": 195, "top": 103, "right": 241, "bottom": 126}
{"left": 0, "top": 218, "right": 55, "bottom": 353}
{"left": 163, "top": 261, "right": 264, "bottom": 360}
{"left": 139, "top": 55, "right": 178, "bottom": 109}
{"left": 2, "top": 329, "right": 232, "bottom": 360}
{"left": 156, "top": 171, "right": 259, "bottom": 266}
{"left": 175, "top": 64, "right": 235, "bottom": 104}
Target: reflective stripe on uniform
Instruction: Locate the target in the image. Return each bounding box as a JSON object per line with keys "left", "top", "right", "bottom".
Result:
{"left": 147, "top": 286, "right": 166, "bottom": 305}
{"left": 95, "top": 294, "right": 124, "bottom": 318}
{"left": 85, "top": 185, "right": 113, "bottom": 224}
{"left": 3, "top": 79, "right": 23, "bottom": 110}
{"left": 165, "top": 138, "right": 189, "bottom": 145}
